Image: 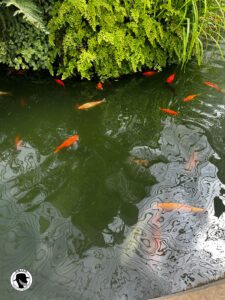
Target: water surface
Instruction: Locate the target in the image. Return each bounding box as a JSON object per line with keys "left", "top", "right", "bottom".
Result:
{"left": 1, "top": 44, "right": 225, "bottom": 299}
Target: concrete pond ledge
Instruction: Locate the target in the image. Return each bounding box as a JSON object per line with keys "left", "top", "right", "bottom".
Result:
{"left": 151, "top": 278, "right": 225, "bottom": 300}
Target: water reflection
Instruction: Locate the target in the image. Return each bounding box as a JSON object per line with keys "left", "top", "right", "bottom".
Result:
{"left": 1, "top": 42, "right": 225, "bottom": 298}
{"left": 119, "top": 121, "right": 224, "bottom": 298}
{"left": 1, "top": 114, "right": 225, "bottom": 299}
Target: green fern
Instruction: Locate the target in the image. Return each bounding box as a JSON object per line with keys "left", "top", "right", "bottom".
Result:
{"left": 0, "top": 0, "right": 48, "bottom": 33}
{"left": 1, "top": 0, "right": 225, "bottom": 78}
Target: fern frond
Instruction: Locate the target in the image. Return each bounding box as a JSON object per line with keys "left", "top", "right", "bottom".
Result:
{"left": 0, "top": 0, "right": 48, "bottom": 33}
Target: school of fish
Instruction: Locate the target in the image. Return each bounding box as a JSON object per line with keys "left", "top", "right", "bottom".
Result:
{"left": 7, "top": 70, "right": 222, "bottom": 219}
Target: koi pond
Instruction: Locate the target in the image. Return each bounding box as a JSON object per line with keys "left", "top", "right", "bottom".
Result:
{"left": 1, "top": 43, "right": 225, "bottom": 300}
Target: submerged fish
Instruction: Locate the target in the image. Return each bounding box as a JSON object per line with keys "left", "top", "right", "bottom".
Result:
{"left": 155, "top": 202, "right": 205, "bottom": 213}
{"left": 166, "top": 73, "right": 176, "bottom": 84}
{"left": 54, "top": 134, "right": 79, "bottom": 154}
{"left": 17, "top": 69, "right": 26, "bottom": 75}
{"left": 0, "top": 91, "right": 11, "bottom": 96}
{"left": 97, "top": 82, "right": 103, "bottom": 90}
{"left": 183, "top": 94, "right": 198, "bottom": 102}
{"left": 130, "top": 158, "right": 151, "bottom": 167}
{"left": 15, "top": 136, "right": 22, "bottom": 150}
{"left": 160, "top": 108, "right": 178, "bottom": 116}
{"left": 20, "top": 97, "right": 27, "bottom": 108}
{"left": 143, "top": 71, "right": 157, "bottom": 77}
{"left": 185, "top": 151, "right": 198, "bottom": 171}
{"left": 204, "top": 81, "right": 222, "bottom": 92}
{"left": 77, "top": 99, "right": 106, "bottom": 110}
{"left": 54, "top": 78, "right": 65, "bottom": 88}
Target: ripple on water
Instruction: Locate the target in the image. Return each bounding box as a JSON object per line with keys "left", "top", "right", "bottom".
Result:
{"left": 2, "top": 46, "right": 225, "bottom": 299}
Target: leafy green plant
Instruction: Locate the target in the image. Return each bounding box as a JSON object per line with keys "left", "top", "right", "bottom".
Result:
{"left": 0, "top": 0, "right": 224, "bottom": 78}
{"left": 48, "top": 0, "right": 225, "bottom": 80}
{"left": 0, "top": 0, "right": 48, "bottom": 32}
{"left": 0, "top": 0, "right": 53, "bottom": 70}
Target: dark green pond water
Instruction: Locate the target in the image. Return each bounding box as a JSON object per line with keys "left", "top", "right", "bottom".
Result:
{"left": 1, "top": 44, "right": 225, "bottom": 300}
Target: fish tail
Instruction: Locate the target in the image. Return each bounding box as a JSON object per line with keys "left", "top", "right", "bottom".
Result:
{"left": 54, "top": 148, "right": 59, "bottom": 154}
{"left": 102, "top": 98, "right": 106, "bottom": 103}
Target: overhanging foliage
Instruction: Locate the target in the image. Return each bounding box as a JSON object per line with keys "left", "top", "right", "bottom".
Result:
{"left": 0, "top": 0, "right": 224, "bottom": 79}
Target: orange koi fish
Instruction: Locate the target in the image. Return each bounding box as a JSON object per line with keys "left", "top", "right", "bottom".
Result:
{"left": 160, "top": 108, "right": 178, "bottom": 116}
{"left": 185, "top": 151, "right": 198, "bottom": 171}
{"left": 77, "top": 99, "right": 106, "bottom": 110}
{"left": 131, "top": 158, "right": 150, "bottom": 167}
{"left": 183, "top": 94, "right": 198, "bottom": 102}
{"left": 20, "top": 97, "right": 27, "bottom": 108}
{"left": 54, "top": 134, "right": 79, "bottom": 154}
{"left": 155, "top": 202, "right": 205, "bottom": 213}
{"left": 54, "top": 78, "right": 65, "bottom": 88}
{"left": 166, "top": 73, "right": 176, "bottom": 84}
{"left": 204, "top": 81, "right": 222, "bottom": 92}
{"left": 143, "top": 71, "right": 157, "bottom": 77}
{"left": 97, "top": 82, "right": 103, "bottom": 90}
{"left": 15, "top": 136, "right": 22, "bottom": 150}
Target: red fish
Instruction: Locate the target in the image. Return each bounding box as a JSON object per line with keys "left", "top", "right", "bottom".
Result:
{"left": 20, "top": 97, "right": 27, "bottom": 108}
{"left": 10, "top": 69, "right": 26, "bottom": 76}
{"left": 97, "top": 82, "right": 103, "bottom": 90}
{"left": 160, "top": 108, "right": 178, "bottom": 116}
{"left": 143, "top": 71, "right": 157, "bottom": 77}
{"left": 54, "top": 78, "right": 65, "bottom": 88}
{"left": 185, "top": 151, "right": 198, "bottom": 171}
{"left": 204, "top": 81, "right": 222, "bottom": 92}
{"left": 155, "top": 202, "right": 204, "bottom": 213}
{"left": 54, "top": 134, "right": 79, "bottom": 154}
{"left": 16, "top": 69, "right": 26, "bottom": 76}
{"left": 166, "top": 73, "right": 176, "bottom": 84}
{"left": 183, "top": 94, "right": 198, "bottom": 102}
{"left": 15, "top": 136, "right": 22, "bottom": 150}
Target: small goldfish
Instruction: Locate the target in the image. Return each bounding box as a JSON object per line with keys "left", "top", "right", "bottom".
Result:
{"left": 97, "top": 82, "right": 103, "bottom": 90}
{"left": 155, "top": 202, "right": 205, "bottom": 213}
{"left": 204, "top": 81, "right": 222, "bottom": 92}
{"left": 15, "top": 136, "right": 22, "bottom": 150}
{"left": 166, "top": 73, "right": 176, "bottom": 84}
{"left": 54, "top": 134, "right": 79, "bottom": 154}
{"left": 143, "top": 71, "right": 157, "bottom": 77}
{"left": 0, "top": 91, "right": 11, "bottom": 96}
{"left": 77, "top": 99, "right": 106, "bottom": 110}
{"left": 20, "top": 97, "right": 27, "bottom": 108}
{"left": 183, "top": 94, "right": 198, "bottom": 102}
{"left": 54, "top": 78, "right": 65, "bottom": 88}
{"left": 131, "top": 158, "right": 150, "bottom": 167}
{"left": 185, "top": 151, "right": 198, "bottom": 171}
{"left": 160, "top": 108, "right": 178, "bottom": 116}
